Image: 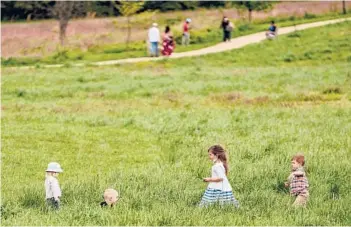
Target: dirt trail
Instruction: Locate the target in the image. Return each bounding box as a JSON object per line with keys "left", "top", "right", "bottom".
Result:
{"left": 94, "top": 18, "right": 351, "bottom": 66}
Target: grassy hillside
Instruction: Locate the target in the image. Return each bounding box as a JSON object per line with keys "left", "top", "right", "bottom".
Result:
{"left": 2, "top": 12, "right": 351, "bottom": 66}
{"left": 1, "top": 21, "right": 351, "bottom": 225}
{"left": 2, "top": 1, "right": 351, "bottom": 60}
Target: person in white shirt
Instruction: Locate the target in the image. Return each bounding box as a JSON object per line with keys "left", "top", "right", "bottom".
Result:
{"left": 199, "top": 145, "right": 239, "bottom": 207}
{"left": 45, "top": 162, "right": 63, "bottom": 210}
{"left": 148, "top": 23, "right": 160, "bottom": 57}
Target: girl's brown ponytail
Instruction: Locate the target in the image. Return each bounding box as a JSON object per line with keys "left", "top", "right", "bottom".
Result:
{"left": 208, "top": 145, "right": 229, "bottom": 175}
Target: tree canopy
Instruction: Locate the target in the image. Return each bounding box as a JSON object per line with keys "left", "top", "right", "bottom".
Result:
{"left": 1, "top": 1, "right": 243, "bottom": 21}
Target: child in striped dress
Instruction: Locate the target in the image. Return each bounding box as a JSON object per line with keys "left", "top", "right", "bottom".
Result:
{"left": 285, "top": 154, "right": 309, "bottom": 207}
{"left": 199, "top": 145, "right": 239, "bottom": 208}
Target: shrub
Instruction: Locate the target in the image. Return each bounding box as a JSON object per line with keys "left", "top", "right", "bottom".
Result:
{"left": 303, "top": 51, "right": 314, "bottom": 60}
{"left": 322, "top": 87, "right": 342, "bottom": 94}
{"left": 287, "top": 32, "right": 301, "bottom": 38}
{"left": 304, "top": 12, "right": 317, "bottom": 19}
{"left": 283, "top": 53, "right": 297, "bottom": 62}
{"left": 16, "top": 89, "right": 26, "bottom": 97}
{"left": 237, "top": 23, "right": 254, "bottom": 32}
{"left": 288, "top": 16, "right": 296, "bottom": 21}
{"left": 1, "top": 57, "right": 39, "bottom": 66}
{"left": 52, "top": 49, "right": 69, "bottom": 61}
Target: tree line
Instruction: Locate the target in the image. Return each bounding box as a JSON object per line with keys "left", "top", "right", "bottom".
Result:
{"left": 1, "top": 1, "right": 277, "bottom": 46}
{"left": 1, "top": 1, "right": 274, "bottom": 21}
{"left": 2, "top": 1, "right": 347, "bottom": 47}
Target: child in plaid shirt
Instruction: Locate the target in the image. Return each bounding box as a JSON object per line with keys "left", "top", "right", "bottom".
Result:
{"left": 285, "top": 154, "right": 309, "bottom": 207}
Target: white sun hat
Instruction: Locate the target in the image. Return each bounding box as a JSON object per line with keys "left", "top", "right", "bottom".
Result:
{"left": 46, "top": 162, "right": 63, "bottom": 173}
{"left": 186, "top": 18, "right": 191, "bottom": 23}
{"left": 152, "top": 22, "right": 158, "bottom": 27}
{"left": 103, "top": 188, "right": 119, "bottom": 205}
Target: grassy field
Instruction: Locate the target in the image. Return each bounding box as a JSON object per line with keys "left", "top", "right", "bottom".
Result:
{"left": 2, "top": 11, "right": 351, "bottom": 66}
{"left": 1, "top": 21, "right": 351, "bottom": 225}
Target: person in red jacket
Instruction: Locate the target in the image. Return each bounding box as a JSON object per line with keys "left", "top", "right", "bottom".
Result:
{"left": 182, "top": 18, "right": 191, "bottom": 46}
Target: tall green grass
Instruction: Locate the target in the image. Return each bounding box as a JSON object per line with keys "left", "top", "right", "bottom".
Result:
{"left": 1, "top": 22, "right": 351, "bottom": 225}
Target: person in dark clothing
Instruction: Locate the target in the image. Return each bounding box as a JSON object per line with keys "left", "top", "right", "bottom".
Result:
{"left": 100, "top": 201, "right": 109, "bottom": 207}
{"left": 266, "top": 21, "right": 277, "bottom": 38}
{"left": 220, "top": 17, "right": 234, "bottom": 42}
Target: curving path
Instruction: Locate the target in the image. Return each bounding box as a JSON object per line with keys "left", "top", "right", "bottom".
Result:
{"left": 12, "top": 17, "right": 351, "bottom": 68}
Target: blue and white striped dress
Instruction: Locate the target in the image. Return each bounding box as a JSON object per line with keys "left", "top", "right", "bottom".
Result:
{"left": 199, "top": 162, "right": 239, "bottom": 208}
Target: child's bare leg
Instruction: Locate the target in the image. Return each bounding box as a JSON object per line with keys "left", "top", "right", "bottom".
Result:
{"left": 293, "top": 195, "right": 308, "bottom": 207}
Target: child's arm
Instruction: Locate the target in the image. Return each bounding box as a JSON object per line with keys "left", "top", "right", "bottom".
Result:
{"left": 203, "top": 177, "right": 223, "bottom": 182}
{"left": 285, "top": 173, "right": 293, "bottom": 187}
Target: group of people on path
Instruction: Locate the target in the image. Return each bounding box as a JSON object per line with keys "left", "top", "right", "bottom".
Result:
{"left": 148, "top": 17, "right": 278, "bottom": 57}
{"left": 148, "top": 18, "right": 191, "bottom": 57}
{"left": 45, "top": 145, "right": 308, "bottom": 210}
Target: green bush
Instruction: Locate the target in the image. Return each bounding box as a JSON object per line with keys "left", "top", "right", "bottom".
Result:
{"left": 52, "top": 49, "right": 69, "bottom": 61}
{"left": 237, "top": 23, "right": 254, "bottom": 32}
{"left": 165, "top": 18, "right": 181, "bottom": 25}
{"left": 322, "top": 87, "right": 342, "bottom": 94}
{"left": 283, "top": 53, "right": 297, "bottom": 62}
{"left": 16, "top": 89, "right": 26, "bottom": 97}
{"left": 288, "top": 16, "right": 296, "bottom": 21}
{"left": 287, "top": 32, "right": 301, "bottom": 38}
{"left": 303, "top": 51, "right": 314, "bottom": 60}
{"left": 304, "top": 12, "right": 317, "bottom": 19}
{"left": 1, "top": 57, "right": 39, "bottom": 66}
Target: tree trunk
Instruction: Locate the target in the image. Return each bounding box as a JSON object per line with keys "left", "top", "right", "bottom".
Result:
{"left": 248, "top": 8, "right": 252, "bottom": 23}
{"left": 59, "top": 19, "right": 68, "bottom": 46}
{"left": 342, "top": 0, "right": 347, "bottom": 14}
{"left": 109, "top": 1, "right": 115, "bottom": 17}
{"left": 26, "top": 13, "right": 32, "bottom": 21}
{"left": 126, "top": 16, "right": 131, "bottom": 49}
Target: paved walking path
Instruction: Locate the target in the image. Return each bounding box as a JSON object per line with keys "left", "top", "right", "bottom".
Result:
{"left": 11, "top": 18, "right": 351, "bottom": 69}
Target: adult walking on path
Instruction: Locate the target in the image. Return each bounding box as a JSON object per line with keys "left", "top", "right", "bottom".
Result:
{"left": 182, "top": 18, "right": 191, "bottom": 46}
{"left": 148, "top": 23, "right": 160, "bottom": 57}
{"left": 162, "top": 26, "right": 175, "bottom": 56}
{"left": 221, "top": 17, "right": 234, "bottom": 42}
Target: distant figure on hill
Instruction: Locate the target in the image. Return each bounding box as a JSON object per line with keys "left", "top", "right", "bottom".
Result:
{"left": 266, "top": 21, "right": 277, "bottom": 39}
{"left": 162, "top": 26, "right": 175, "bottom": 56}
{"left": 182, "top": 18, "right": 191, "bottom": 46}
{"left": 220, "top": 16, "right": 234, "bottom": 42}
{"left": 148, "top": 23, "right": 160, "bottom": 57}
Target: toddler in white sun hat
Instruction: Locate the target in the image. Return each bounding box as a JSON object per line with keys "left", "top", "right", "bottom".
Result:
{"left": 45, "top": 162, "right": 63, "bottom": 210}
{"left": 100, "top": 188, "right": 119, "bottom": 207}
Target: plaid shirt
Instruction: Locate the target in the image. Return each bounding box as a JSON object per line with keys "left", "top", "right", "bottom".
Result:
{"left": 288, "top": 167, "right": 309, "bottom": 197}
